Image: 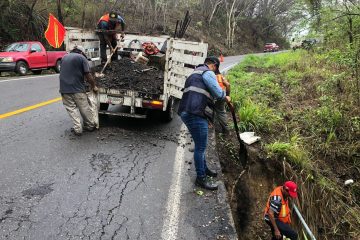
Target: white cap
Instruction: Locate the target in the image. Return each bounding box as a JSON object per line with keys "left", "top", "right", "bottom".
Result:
{"left": 73, "top": 45, "right": 86, "bottom": 54}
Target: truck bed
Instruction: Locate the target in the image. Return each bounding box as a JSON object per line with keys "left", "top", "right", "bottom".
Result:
{"left": 92, "top": 58, "right": 164, "bottom": 95}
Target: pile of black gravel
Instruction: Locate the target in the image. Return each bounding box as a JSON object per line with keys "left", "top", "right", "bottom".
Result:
{"left": 92, "top": 58, "right": 165, "bottom": 94}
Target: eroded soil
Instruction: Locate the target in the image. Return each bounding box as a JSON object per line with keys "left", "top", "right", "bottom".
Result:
{"left": 216, "top": 125, "right": 284, "bottom": 239}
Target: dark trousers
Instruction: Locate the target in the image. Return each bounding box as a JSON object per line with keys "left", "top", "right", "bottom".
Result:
{"left": 180, "top": 112, "right": 209, "bottom": 177}
{"left": 98, "top": 33, "right": 117, "bottom": 63}
{"left": 266, "top": 220, "right": 298, "bottom": 240}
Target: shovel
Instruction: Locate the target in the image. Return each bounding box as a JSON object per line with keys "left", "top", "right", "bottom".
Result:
{"left": 227, "top": 101, "right": 248, "bottom": 168}
{"left": 95, "top": 45, "right": 119, "bottom": 78}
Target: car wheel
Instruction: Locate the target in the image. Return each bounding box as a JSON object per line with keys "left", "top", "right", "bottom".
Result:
{"left": 54, "top": 60, "right": 61, "bottom": 73}
{"left": 16, "top": 61, "right": 28, "bottom": 76}
{"left": 32, "top": 70, "right": 42, "bottom": 75}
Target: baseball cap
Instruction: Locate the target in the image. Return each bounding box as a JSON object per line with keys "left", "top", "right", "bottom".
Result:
{"left": 73, "top": 45, "right": 85, "bottom": 54}
{"left": 205, "top": 56, "right": 220, "bottom": 73}
{"left": 284, "top": 181, "right": 298, "bottom": 198}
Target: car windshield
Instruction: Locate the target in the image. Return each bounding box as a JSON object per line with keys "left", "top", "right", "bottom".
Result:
{"left": 4, "top": 43, "right": 29, "bottom": 52}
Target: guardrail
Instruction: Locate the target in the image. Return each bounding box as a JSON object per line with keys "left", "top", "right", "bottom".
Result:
{"left": 293, "top": 204, "right": 317, "bottom": 240}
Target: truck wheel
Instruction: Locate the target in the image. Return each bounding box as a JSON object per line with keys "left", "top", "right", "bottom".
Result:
{"left": 54, "top": 60, "right": 61, "bottom": 73}
{"left": 100, "top": 103, "right": 109, "bottom": 111}
{"left": 32, "top": 70, "right": 42, "bottom": 75}
{"left": 162, "top": 97, "right": 174, "bottom": 122}
{"left": 16, "top": 61, "right": 28, "bottom": 76}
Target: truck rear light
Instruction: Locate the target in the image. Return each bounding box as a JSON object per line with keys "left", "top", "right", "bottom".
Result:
{"left": 142, "top": 100, "right": 163, "bottom": 109}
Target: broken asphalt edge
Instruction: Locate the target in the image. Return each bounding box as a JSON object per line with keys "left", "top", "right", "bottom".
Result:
{"left": 209, "top": 128, "right": 238, "bottom": 240}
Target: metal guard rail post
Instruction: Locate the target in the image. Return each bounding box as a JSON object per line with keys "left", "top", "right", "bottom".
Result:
{"left": 293, "top": 204, "right": 317, "bottom": 240}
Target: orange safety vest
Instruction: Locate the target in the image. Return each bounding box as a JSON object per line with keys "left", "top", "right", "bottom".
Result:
{"left": 98, "top": 14, "right": 110, "bottom": 24}
{"left": 216, "top": 74, "right": 226, "bottom": 90}
{"left": 264, "top": 186, "right": 291, "bottom": 224}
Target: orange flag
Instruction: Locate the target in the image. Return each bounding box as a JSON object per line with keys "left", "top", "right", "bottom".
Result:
{"left": 45, "top": 14, "right": 66, "bottom": 48}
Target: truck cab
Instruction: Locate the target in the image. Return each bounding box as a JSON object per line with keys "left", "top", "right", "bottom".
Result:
{"left": 0, "top": 41, "right": 66, "bottom": 75}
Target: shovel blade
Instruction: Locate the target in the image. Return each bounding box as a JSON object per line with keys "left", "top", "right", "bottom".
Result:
{"left": 95, "top": 72, "right": 105, "bottom": 78}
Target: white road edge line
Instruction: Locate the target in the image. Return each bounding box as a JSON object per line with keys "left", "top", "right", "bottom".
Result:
{"left": 161, "top": 124, "right": 187, "bottom": 240}
{"left": 0, "top": 74, "right": 59, "bottom": 83}
{"left": 221, "top": 63, "right": 238, "bottom": 74}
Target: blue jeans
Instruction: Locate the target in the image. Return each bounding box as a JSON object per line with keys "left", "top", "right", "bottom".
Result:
{"left": 180, "top": 112, "right": 208, "bottom": 177}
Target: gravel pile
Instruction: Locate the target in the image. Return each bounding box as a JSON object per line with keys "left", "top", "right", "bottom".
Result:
{"left": 92, "top": 58, "right": 165, "bottom": 94}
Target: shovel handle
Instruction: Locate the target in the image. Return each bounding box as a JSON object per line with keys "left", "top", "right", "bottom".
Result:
{"left": 227, "top": 102, "right": 242, "bottom": 145}
{"left": 100, "top": 45, "right": 119, "bottom": 74}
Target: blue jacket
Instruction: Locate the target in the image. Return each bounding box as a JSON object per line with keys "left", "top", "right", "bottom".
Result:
{"left": 178, "top": 65, "right": 223, "bottom": 120}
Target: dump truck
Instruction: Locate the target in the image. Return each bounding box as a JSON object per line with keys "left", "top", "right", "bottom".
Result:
{"left": 64, "top": 27, "right": 208, "bottom": 121}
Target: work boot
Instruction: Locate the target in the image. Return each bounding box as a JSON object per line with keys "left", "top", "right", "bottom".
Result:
{"left": 84, "top": 126, "right": 96, "bottom": 132}
{"left": 205, "top": 168, "right": 218, "bottom": 178}
{"left": 195, "top": 176, "right": 218, "bottom": 190}
{"left": 70, "top": 128, "right": 82, "bottom": 136}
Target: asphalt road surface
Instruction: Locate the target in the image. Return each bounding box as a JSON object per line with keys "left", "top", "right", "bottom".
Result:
{"left": 0, "top": 55, "right": 245, "bottom": 240}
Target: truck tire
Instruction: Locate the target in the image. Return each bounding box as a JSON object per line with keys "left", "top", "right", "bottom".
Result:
{"left": 16, "top": 61, "right": 28, "bottom": 76}
{"left": 162, "top": 97, "right": 174, "bottom": 122}
{"left": 32, "top": 70, "right": 42, "bottom": 75}
{"left": 54, "top": 60, "right": 61, "bottom": 73}
{"left": 100, "top": 103, "right": 109, "bottom": 111}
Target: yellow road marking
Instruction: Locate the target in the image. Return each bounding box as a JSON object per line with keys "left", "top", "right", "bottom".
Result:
{"left": 0, "top": 97, "right": 62, "bottom": 119}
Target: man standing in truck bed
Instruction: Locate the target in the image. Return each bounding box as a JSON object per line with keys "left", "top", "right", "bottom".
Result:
{"left": 97, "top": 11, "right": 125, "bottom": 64}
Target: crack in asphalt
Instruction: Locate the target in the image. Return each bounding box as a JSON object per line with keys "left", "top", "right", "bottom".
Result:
{"left": 0, "top": 125, "right": 179, "bottom": 239}
{"left": 54, "top": 140, "right": 163, "bottom": 239}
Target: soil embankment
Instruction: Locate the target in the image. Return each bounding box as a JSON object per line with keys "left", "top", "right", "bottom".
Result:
{"left": 217, "top": 132, "right": 278, "bottom": 239}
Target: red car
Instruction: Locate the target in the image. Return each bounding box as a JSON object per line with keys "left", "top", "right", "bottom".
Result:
{"left": 0, "top": 41, "right": 67, "bottom": 75}
{"left": 264, "top": 43, "right": 279, "bottom": 52}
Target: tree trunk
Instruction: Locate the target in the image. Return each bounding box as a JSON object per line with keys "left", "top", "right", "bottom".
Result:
{"left": 81, "top": 0, "right": 86, "bottom": 29}
{"left": 226, "top": 0, "right": 237, "bottom": 47}
{"left": 208, "top": 0, "right": 223, "bottom": 24}
{"left": 347, "top": 16, "right": 353, "bottom": 44}
{"left": 26, "top": 0, "right": 37, "bottom": 38}
{"left": 56, "top": 0, "right": 65, "bottom": 50}
{"left": 56, "top": 0, "right": 64, "bottom": 24}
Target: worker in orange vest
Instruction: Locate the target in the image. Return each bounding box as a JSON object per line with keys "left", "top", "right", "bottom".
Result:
{"left": 97, "top": 11, "right": 125, "bottom": 64}
{"left": 264, "top": 181, "right": 298, "bottom": 240}
{"left": 214, "top": 68, "right": 230, "bottom": 135}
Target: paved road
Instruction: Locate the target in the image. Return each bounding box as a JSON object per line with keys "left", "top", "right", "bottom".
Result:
{"left": 0, "top": 56, "right": 244, "bottom": 240}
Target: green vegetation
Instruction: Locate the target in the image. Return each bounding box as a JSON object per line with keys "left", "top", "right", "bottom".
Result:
{"left": 228, "top": 49, "right": 360, "bottom": 239}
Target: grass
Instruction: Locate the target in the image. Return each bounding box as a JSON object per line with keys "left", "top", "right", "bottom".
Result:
{"left": 226, "top": 50, "right": 360, "bottom": 239}
{"left": 265, "top": 134, "right": 311, "bottom": 169}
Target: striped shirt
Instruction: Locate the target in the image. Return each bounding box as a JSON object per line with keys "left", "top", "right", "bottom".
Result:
{"left": 264, "top": 195, "right": 282, "bottom": 221}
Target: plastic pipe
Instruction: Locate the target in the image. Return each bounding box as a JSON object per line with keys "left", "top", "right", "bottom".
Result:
{"left": 293, "top": 204, "right": 317, "bottom": 240}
